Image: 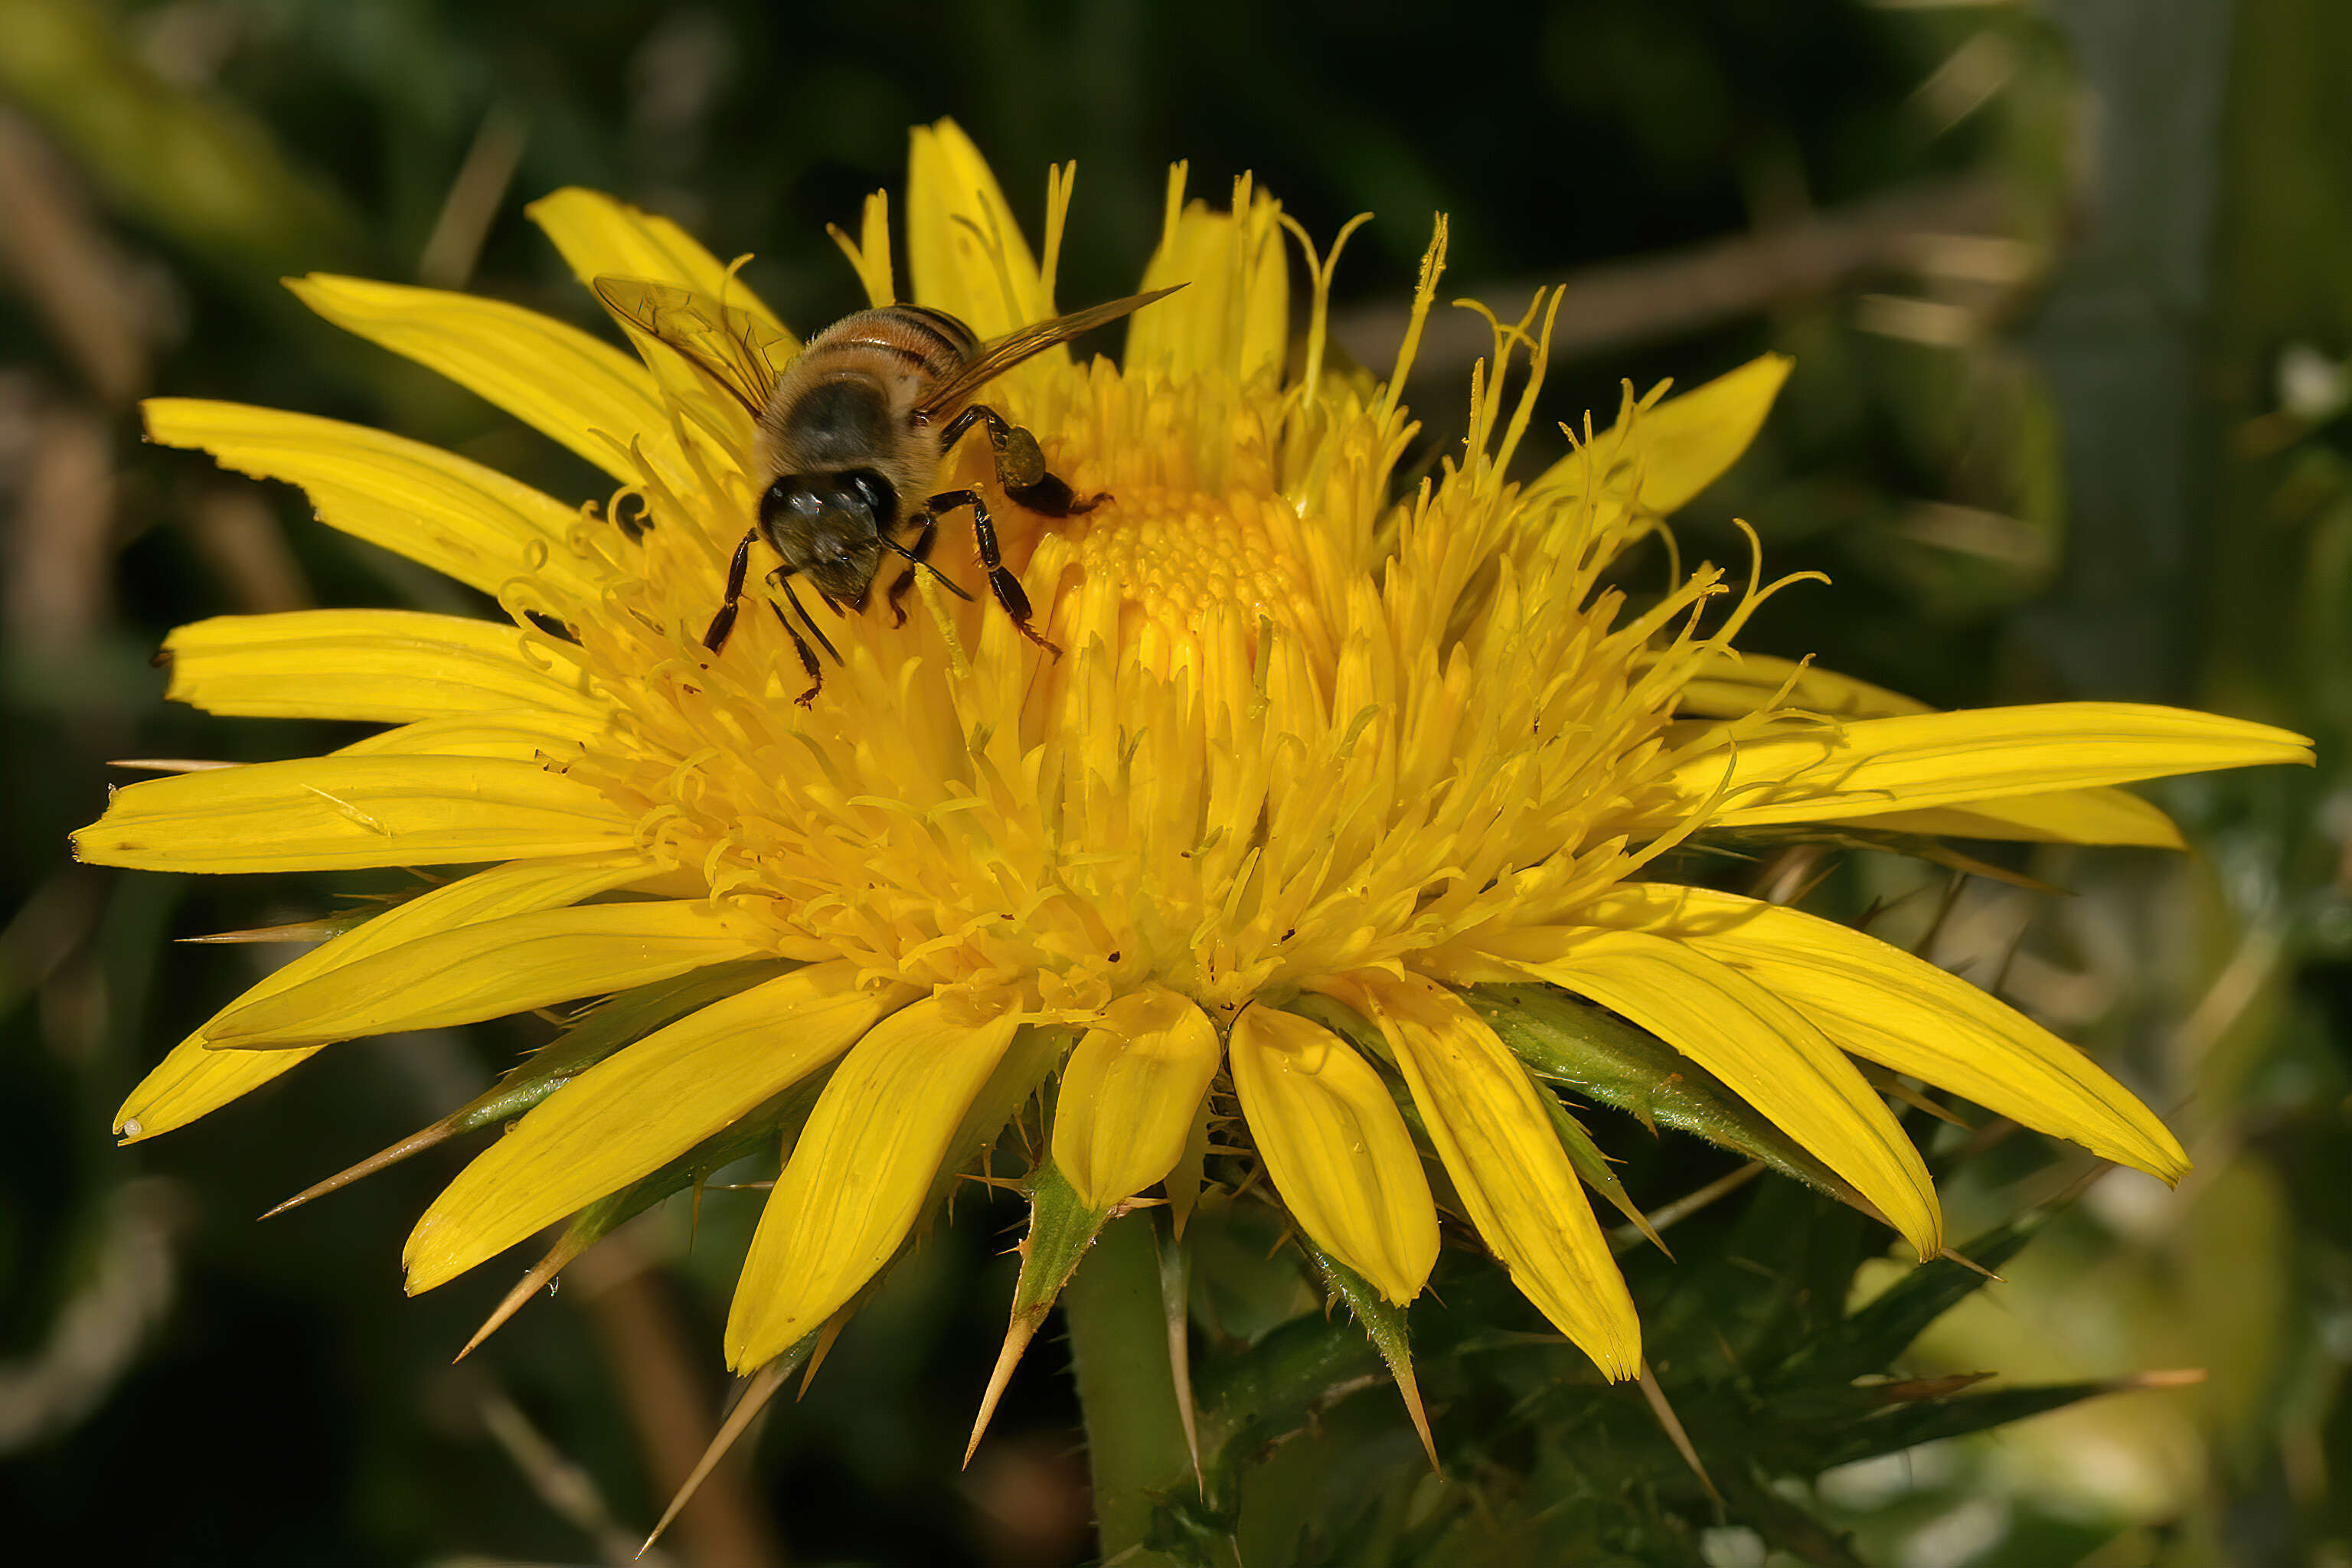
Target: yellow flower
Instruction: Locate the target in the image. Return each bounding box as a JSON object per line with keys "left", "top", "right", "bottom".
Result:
{"left": 78, "top": 122, "right": 2308, "bottom": 1417}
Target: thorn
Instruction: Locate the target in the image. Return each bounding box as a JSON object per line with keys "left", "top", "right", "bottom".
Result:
{"left": 1936, "top": 1245, "right": 2003, "bottom": 1282}
{"left": 2112, "top": 1367, "right": 2206, "bottom": 1390}
{"left": 1608, "top": 1162, "right": 1759, "bottom": 1252}
{"left": 640, "top": 1360, "right": 790, "bottom": 1558}
{"left": 2041, "top": 1156, "right": 2118, "bottom": 1212}
{"left": 797, "top": 1315, "right": 844, "bottom": 1400}
{"left": 178, "top": 919, "right": 345, "bottom": 944}
{"left": 1636, "top": 1361, "right": 1719, "bottom": 1504}
{"left": 1868, "top": 1370, "right": 1994, "bottom": 1403}
{"left": 260, "top": 1118, "right": 459, "bottom": 1219}
{"left": 107, "top": 757, "right": 241, "bottom": 773}
{"left": 965, "top": 1313, "right": 1040, "bottom": 1468}
{"left": 1155, "top": 1228, "right": 1201, "bottom": 1487}
{"left": 1393, "top": 1355, "right": 1440, "bottom": 1474}
{"left": 455, "top": 1230, "right": 590, "bottom": 1361}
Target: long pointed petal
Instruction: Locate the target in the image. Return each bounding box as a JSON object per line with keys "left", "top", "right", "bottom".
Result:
{"left": 1050, "top": 987, "right": 1222, "bottom": 1211}
{"left": 1325, "top": 973, "right": 1640, "bottom": 1380}
{"left": 1488, "top": 930, "right": 1944, "bottom": 1259}
{"left": 113, "top": 854, "right": 655, "bottom": 1141}
{"left": 288, "top": 275, "right": 664, "bottom": 480}
{"left": 1655, "top": 703, "right": 2311, "bottom": 830}
{"left": 163, "top": 609, "right": 594, "bottom": 724}
{"left": 1587, "top": 884, "right": 2188, "bottom": 1180}
{"left": 404, "top": 962, "right": 906, "bottom": 1292}
{"left": 724, "top": 1000, "right": 1022, "bottom": 1370}
{"left": 1668, "top": 655, "right": 2186, "bottom": 847}
{"left": 1671, "top": 651, "right": 1930, "bottom": 720}
{"left": 71, "top": 754, "right": 634, "bottom": 873}
{"left": 906, "top": 119, "right": 1047, "bottom": 340}
{"left": 1537, "top": 354, "right": 1792, "bottom": 514}
{"left": 332, "top": 715, "right": 598, "bottom": 761}
{"left": 1227, "top": 1003, "right": 1438, "bottom": 1308}
{"left": 1129, "top": 178, "right": 1288, "bottom": 384}
{"left": 526, "top": 188, "right": 787, "bottom": 334}
{"left": 207, "top": 900, "right": 771, "bottom": 1048}
{"left": 142, "top": 399, "right": 603, "bottom": 605}
{"left": 1847, "top": 789, "right": 2183, "bottom": 848}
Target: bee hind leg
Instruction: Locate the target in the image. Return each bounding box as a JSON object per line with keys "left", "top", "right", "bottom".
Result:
{"left": 939, "top": 403, "right": 1107, "bottom": 518}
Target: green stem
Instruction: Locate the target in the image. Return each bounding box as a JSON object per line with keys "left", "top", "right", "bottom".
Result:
{"left": 1064, "top": 1212, "right": 1194, "bottom": 1564}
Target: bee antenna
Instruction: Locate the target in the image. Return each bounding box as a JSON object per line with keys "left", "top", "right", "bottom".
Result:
{"left": 883, "top": 537, "right": 975, "bottom": 601}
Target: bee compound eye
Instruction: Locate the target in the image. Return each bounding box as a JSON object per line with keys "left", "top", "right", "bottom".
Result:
{"left": 844, "top": 469, "right": 897, "bottom": 524}
{"left": 757, "top": 479, "right": 798, "bottom": 525}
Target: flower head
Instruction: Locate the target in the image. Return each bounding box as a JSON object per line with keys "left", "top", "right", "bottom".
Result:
{"left": 79, "top": 122, "right": 2309, "bottom": 1446}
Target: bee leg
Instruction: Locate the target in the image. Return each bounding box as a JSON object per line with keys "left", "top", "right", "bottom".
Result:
{"left": 924, "top": 488, "right": 1060, "bottom": 658}
{"left": 939, "top": 403, "right": 1107, "bottom": 518}
{"left": 763, "top": 603, "right": 824, "bottom": 707}
{"left": 886, "top": 513, "right": 946, "bottom": 626}
{"left": 703, "top": 528, "right": 760, "bottom": 653}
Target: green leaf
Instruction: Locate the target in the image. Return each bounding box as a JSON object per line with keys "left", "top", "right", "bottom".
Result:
{"left": 1470, "top": 983, "right": 1868, "bottom": 1210}
{"left": 1768, "top": 1210, "right": 2046, "bottom": 1390}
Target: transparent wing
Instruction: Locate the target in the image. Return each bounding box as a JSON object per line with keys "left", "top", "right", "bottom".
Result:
{"left": 590, "top": 276, "right": 792, "bottom": 415}
{"left": 913, "top": 286, "right": 1185, "bottom": 420}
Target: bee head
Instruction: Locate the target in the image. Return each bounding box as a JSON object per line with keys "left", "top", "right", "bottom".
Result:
{"left": 758, "top": 470, "right": 897, "bottom": 605}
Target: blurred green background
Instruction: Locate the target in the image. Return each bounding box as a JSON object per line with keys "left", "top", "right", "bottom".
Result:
{"left": 2, "top": 1, "right": 2348, "bottom": 1563}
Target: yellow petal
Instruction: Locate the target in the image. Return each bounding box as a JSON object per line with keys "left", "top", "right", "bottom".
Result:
{"left": 905, "top": 119, "right": 1046, "bottom": 340}
{"left": 1851, "top": 789, "right": 2183, "bottom": 849}
{"left": 404, "top": 961, "right": 910, "bottom": 1291}
{"left": 1587, "top": 884, "right": 2189, "bottom": 1180}
{"left": 1130, "top": 180, "right": 1288, "bottom": 384}
{"left": 114, "top": 854, "right": 657, "bottom": 1141}
{"left": 72, "top": 754, "right": 634, "bottom": 873}
{"left": 1638, "top": 354, "right": 1792, "bottom": 511}
{"left": 163, "top": 609, "right": 594, "bottom": 724}
{"left": 142, "top": 399, "right": 599, "bottom": 605}
{"left": 1489, "top": 930, "right": 1942, "bottom": 1259}
{"left": 287, "top": 274, "right": 664, "bottom": 480}
{"left": 1325, "top": 973, "right": 1639, "bottom": 1375}
{"left": 1658, "top": 703, "right": 2312, "bottom": 829}
{"left": 205, "top": 899, "right": 769, "bottom": 1047}
{"left": 1227, "top": 1004, "right": 1438, "bottom": 1307}
{"left": 1671, "top": 651, "right": 1931, "bottom": 720}
{"left": 334, "top": 715, "right": 599, "bottom": 762}
{"left": 725, "top": 1001, "right": 1021, "bottom": 1369}
{"left": 525, "top": 188, "right": 788, "bottom": 333}
{"left": 1539, "top": 354, "right": 1792, "bottom": 514}
{"left": 1051, "top": 987, "right": 1223, "bottom": 1211}
{"left": 1668, "top": 656, "right": 2183, "bottom": 846}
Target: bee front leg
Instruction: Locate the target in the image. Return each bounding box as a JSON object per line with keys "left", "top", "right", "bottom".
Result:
{"left": 921, "top": 488, "right": 1060, "bottom": 658}
{"left": 763, "top": 603, "right": 824, "bottom": 706}
{"left": 703, "top": 528, "right": 760, "bottom": 653}
{"left": 886, "top": 512, "right": 945, "bottom": 626}
{"left": 937, "top": 403, "right": 1106, "bottom": 518}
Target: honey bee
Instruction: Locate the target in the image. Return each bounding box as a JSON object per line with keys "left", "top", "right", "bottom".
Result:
{"left": 593, "top": 275, "right": 1181, "bottom": 703}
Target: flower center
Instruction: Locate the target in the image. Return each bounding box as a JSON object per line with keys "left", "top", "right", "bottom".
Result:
{"left": 1040, "top": 483, "right": 1332, "bottom": 671}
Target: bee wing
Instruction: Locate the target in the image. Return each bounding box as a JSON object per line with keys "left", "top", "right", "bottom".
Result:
{"left": 912, "top": 285, "right": 1185, "bottom": 421}
{"left": 590, "top": 276, "right": 792, "bottom": 416}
